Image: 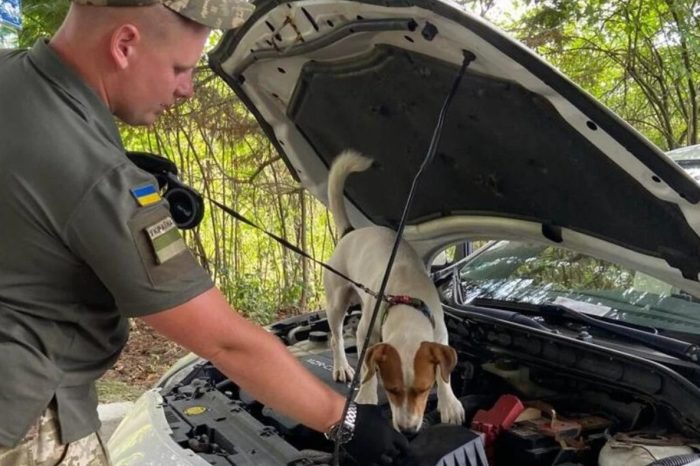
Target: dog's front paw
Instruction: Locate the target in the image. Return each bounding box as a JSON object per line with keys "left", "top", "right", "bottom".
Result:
{"left": 439, "top": 396, "right": 466, "bottom": 425}
{"left": 353, "top": 388, "right": 378, "bottom": 405}
{"left": 333, "top": 363, "right": 355, "bottom": 383}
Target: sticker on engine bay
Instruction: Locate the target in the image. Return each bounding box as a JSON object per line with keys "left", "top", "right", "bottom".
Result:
{"left": 145, "top": 216, "right": 186, "bottom": 264}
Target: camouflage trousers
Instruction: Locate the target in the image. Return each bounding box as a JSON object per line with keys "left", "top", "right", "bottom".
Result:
{"left": 0, "top": 405, "right": 111, "bottom": 466}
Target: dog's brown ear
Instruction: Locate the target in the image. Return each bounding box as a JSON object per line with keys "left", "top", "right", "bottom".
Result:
{"left": 426, "top": 342, "right": 458, "bottom": 383}
{"left": 362, "top": 343, "right": 390, "bottom": 384}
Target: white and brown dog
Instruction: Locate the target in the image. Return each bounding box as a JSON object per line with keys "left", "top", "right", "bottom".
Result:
{"left": 324, "top": 150, "right": 465, "bottom": 434}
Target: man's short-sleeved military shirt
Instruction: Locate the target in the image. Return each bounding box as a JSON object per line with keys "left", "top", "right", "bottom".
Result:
{"left": 0, "top": 40, "right": 214, "bottom": 447}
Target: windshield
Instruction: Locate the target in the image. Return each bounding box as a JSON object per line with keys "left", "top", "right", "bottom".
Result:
{"left": 667, "top": 144, "right": 700, "bottom": 162}
{"left": 453, "top": 241, "right": 700, "bottom": 335}
{"left": 668, "top": 145, "right": 700, "bottom": 182}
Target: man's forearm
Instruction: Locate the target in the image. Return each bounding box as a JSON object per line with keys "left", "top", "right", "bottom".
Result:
{"left": 141, "top": 287, "right": 346, "bottom": 433}
{"left": 208, "top": 318, "right": 346, "bottom": 433}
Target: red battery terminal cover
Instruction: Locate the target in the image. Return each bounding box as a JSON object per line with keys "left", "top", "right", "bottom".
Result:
{"left": 471, "top": 394, "right": 526, "bottom": 446}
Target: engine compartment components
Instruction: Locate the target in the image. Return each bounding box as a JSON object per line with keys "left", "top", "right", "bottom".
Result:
{"left": 495, "top": 404, "right": 611, "bottom": 466}
{"left": 155, "top": 310, "right": 700, "bottom": 466}
{"left": 408, "top": 425, "right": 489, "bottom": 466}
{"left": 598, "top": 432, "right": 700, "bottom": 466}
{"left": 471, "top": 394, "right": 524, "bottom": 461}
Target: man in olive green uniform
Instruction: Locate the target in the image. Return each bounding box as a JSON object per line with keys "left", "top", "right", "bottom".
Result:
{"left": 0, "top": 1, "right": 409, "bottom": 465}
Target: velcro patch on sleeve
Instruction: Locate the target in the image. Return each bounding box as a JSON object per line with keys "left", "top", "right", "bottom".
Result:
{"left": 129, "top": 205, "right": 206, "bottom": 287}
{"left": 131, "top": 183, "right": 161, "bottom": 207}
{"left": 146, "top": 216, "right": 186, "bottom": 264}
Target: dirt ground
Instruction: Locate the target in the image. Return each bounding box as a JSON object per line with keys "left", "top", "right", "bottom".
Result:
{"left": 96, "top": 309, "right": 302, "bottom": 403}
{"left": 97, "top": 319, "right": 188, "bottom": 403}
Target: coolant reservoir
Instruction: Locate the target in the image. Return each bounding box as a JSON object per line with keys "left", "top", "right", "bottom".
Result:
{"left": 288, "top": 331, "right": 333, "bottom": 356}
{"left": 482, "top": 359, "right": 555, "bottom": 398}
{"left": 599, "top": 432, "right": 697, "bottom": 466}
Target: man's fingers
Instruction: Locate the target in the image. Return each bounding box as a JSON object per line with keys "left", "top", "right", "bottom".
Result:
{"left": 379, "top": 448, "right": 398, "bottom": 464}
{"left": 394, "top": 437, "right": 410, "bottom": 454}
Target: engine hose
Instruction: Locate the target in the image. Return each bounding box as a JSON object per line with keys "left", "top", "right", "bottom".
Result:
{"left": 647, "top": 454, "right": 700, "bottom": 466}
{"left": 298, "top": 449, "right": 334, "bottom": 464}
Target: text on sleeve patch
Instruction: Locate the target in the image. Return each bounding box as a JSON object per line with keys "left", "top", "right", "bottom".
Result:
{"left": 146, "top": 217, "right": 186, "bottom": 264}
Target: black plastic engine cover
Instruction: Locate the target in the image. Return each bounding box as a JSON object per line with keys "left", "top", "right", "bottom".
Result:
{"left": 408, "top": 425, "right": 488, "bottom": 466}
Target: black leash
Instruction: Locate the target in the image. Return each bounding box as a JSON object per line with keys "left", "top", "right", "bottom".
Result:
{"left": 209, "top": 198, "right": 388, "bottom": 301}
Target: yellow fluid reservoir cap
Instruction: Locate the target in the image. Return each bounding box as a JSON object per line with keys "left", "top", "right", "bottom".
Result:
{"left": 184, "top": 406, "right": 207, "bottom": 416}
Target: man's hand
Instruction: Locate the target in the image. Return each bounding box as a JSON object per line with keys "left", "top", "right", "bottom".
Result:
{"left": 341, "top": 404, "right": 410, "bottom": 465}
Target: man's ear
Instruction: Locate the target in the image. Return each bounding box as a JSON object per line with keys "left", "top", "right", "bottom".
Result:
{"left": 110, "top": 24, "right": 141, "bottom": 70}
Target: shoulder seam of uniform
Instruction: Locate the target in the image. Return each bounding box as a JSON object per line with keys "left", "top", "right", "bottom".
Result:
{"left": 60, "top": 160, "right": 133, "bottom": 240}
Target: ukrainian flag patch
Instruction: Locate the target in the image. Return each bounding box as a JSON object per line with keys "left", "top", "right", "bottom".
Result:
{"left": 131, "top": 184, "right": 161, "bottom": 207}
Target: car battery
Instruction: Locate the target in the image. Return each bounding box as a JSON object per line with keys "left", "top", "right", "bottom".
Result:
{"left": 494, "top": 412, "right": 610, "bottom": 466}
{"left": 471, "top": 394, "right": 526, "bottom": 462}
{"left": 495, "top": 420, "right": 566, "bottom": 466}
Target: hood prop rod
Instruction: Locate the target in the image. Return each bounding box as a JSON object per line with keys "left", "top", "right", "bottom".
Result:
{"left": 332, "top": 49, "right": 476, "bottom": 466}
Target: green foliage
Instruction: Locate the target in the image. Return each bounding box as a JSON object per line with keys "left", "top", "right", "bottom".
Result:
{"left": 512, "top": 246, "right": 633, "bottom": 291}
{"left": 0, "top": 25, "right": 18, "bottom": 48}
{"left": 510, "top": 0, "right": 699, "bottom": 148}
{"left": 227, "top": 273, "right": 279, "bottom": 324}
{"left": 18, "top": 0, "right": 69, "bottom": 46}
{"left": 16, "top": 0, "right": 699, "bottom": 322}
{"left": 122, "top": 73, "right": 336, "bottom": 319}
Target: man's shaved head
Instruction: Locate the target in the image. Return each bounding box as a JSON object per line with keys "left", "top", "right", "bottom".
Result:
{"left": 50, "top": 2, "right": 211, "bottom": 126}
{"left": 58, "top": 3, "right": 207, "bottom": 44}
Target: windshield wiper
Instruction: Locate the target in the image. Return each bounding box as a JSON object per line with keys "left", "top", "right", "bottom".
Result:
{"left": 472, "top": 298, "right": 700, "bottom": 364}
{"left": 452, "top": 303, "right": 554, "bottom": 332}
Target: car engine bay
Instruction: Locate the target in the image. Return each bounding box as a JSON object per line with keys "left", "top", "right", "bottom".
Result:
{"left": 157, "top": 307, "right": 700, "bottom": 466}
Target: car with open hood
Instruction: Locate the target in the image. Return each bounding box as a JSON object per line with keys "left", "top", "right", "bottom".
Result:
{"left": 107, "top": 1, "right": 700, "bottom": 465}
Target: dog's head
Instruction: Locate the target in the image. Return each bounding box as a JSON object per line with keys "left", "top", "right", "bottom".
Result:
{"left": 362, "top": 341, "right": 457, "bottom": 433}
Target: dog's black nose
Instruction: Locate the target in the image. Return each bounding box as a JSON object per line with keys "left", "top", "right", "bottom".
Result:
{"left": 399, "top": 426, "right": 420, "bottom": 436}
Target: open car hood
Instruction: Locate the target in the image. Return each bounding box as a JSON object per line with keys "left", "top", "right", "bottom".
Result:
{"left": 209, "top": 0, "right": 700, "bottom": 297}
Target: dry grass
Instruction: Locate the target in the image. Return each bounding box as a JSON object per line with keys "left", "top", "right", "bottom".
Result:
{"left": 96, "top": 319, "right": 188, "bottom": 403}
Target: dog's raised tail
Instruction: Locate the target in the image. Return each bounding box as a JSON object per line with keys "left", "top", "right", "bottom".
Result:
{"left": 327, "top": 150, "right": 373, "bottom": 237}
